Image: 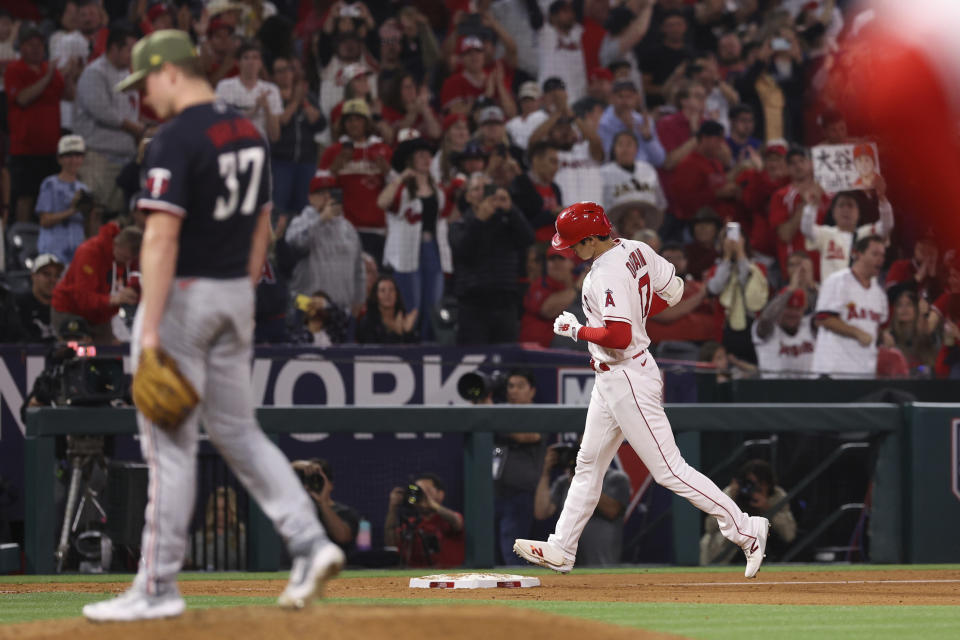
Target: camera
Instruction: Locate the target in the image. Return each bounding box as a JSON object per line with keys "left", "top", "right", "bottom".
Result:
{"left": 330, "top": 188, "right": 344, "bottom": 204}
{"left": 295, "top": 464, "right": 325, "bottom": 494}
{"left": 457, "top": 369, "right": 508, "bottom": 402}
{"left": 404, "top": 482, "right": 424, "bottom": 507}
{"left": 551, "top": 443, "right": 579, "bottom": 471}
{"left": 25, "top": 343, "right": 127, "bottom": 416}
{"left": 75, "top": 190, "right": 96, "bottom": 215}
{"left": 734, "top": 474, "right": 756, "bottom": 509}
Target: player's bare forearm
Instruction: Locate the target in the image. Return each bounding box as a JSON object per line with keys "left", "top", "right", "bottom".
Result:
{"left": 139, "top": 213, "right": 182, "bottom": 348}
{"left": 248, "top": 207, "right": 272, "bottom": 285}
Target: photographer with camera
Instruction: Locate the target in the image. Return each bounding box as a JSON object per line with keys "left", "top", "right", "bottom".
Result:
{"left": 699, "top": 459, "right": 796, "bottom": 566}
{"left": 292, "top": 459, "right": 360, "bottom": 551}
{"left": 50, "top": 222, "right": 141, "bottom": 344}
{"left": 533, "top": 439, "right": 631, "bottom": 566}
{"left": 384, "top": 472, "right": 464, "bottom": 568}
{"left": 495, "top": 369, "right": 546, "bottom": 565}
{"left": 35, "top": 135, "right": 100, "bottom": 266}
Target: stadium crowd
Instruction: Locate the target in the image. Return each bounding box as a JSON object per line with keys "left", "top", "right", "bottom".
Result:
{"left": 0, "top": 0, "right": 958, "bottom": 380}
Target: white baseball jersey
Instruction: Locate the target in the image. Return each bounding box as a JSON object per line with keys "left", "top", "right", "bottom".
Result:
{"left": 812, "top": 268, "right": 889, "bottom": 376}
{"left": 751, "top": 316, "right": 816, "bottom": 379}
{"left": 581, "top": 239, "right": 676, "bottom": 364}
{"left": 802, "top": 200, "right": 893, "bottom": 281}
{"left": 599, "top": 161, "right": 667, "bottom": 213}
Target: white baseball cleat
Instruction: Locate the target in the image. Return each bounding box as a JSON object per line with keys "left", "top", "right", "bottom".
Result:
{"left": 512, "top": 539, "right": 573, "bottom": 573}
{"left": 278, "top": 540, "right": 345, "bottom": 609}
{"left": 83, "top": 587, "right": 185, "bottom": 622}
{"left": 743, "top": 516, "right": 771, "bottom": 579}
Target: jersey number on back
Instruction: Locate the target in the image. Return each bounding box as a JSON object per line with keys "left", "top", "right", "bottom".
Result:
{"left": 214, "top": 147, "right": 265, "bottom": 220}
{"left": 637, "top": 272, "right": 652, "bottom": 318}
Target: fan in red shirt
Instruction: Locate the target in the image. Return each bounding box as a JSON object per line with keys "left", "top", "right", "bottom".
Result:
{"left": 385, "top": 473, "right": 465, "bottom": 569}
{"left": 927, "top": 256, "right": 960, "bottom": 332}
{"left": 737, "top": 141, "right": 791, "bottom": 258}
{"left": 137, "top": 0, "right": 175, "bottom": 35}
{"left": 50, "top": 222, "right": 141, "bottom": 344}
{"left": 201, "top": 16, "right": 239, "bottom": 86}
{"left": 668, "top": 121, "right": 741, "bottom": 226}
{"left": 885, "top": 235, "right": 943, "bottom": 301}
{"left": 520, "top": 246, "right": 582, "bottom": 347}
{"left": 767, "top": 147, "right": 828, "bottom": 278}
{"left": 319, "top": 98, "right": 393, "bottom": 264}
{"left": 5, "top": 24, "right": 69, "bottom": 224}
{"left": 440, "top": 36, "right": 513, "bottom": 116}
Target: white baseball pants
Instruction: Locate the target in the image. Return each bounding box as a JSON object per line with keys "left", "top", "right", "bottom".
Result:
{"left": 548, "top": 354, "right": 759, "bottom": 562}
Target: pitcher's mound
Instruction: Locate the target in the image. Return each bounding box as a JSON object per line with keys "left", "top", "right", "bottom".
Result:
{"left": 0, "top": 605, "right": 682, "bottom": 640}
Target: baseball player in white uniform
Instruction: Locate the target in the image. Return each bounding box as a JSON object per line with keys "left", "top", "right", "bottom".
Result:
{"left": 514, "top": 202, "right": 770, "bottom": 578}
{"left": 812, "top": 235, "right": 889, "bottom": 377}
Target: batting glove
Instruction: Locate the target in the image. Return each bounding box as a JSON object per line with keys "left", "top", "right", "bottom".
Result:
{"left": 553, "top": 311, "right": 581, "bottom": 342}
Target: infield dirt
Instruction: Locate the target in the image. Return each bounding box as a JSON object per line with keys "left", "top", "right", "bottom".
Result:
{"left": 5, "top": 568, "right": 959, "bottom": 605}
{"left": 2, "top": 568, "right": 958, "bottom": 640}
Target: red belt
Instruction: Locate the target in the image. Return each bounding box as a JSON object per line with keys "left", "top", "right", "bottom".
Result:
{"left": 590, "top": 350, "right": 645, "bottom": 372}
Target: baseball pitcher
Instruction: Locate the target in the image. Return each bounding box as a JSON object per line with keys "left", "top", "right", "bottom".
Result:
{"left": 83, "top": 31, "right": 343, "bottom": 623}
{"left": 514, "top": 201, "right": 770, "bottom": 578}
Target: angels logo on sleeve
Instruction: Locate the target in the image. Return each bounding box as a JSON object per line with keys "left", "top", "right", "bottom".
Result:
{"left": 604, "top": 289, "right": 615, "bottom": 307}
{"left": 146, "top": 168, "right": 172, "bottom": 198}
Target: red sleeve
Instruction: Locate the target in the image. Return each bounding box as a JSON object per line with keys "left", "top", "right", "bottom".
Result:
{"left": 648, "top": 294, "right": 668, "bottom": 317}
{"left": 577, "top": 320, "right": 632, "bottom": 349}
{"left": 933, "top": 293, "right": 949, "bottom": 316}
{"left": 885, "top": 260, "right": 913, "bottom": 288}
{"left": 670, "top": 158, "right": 714, "bottom": 217}
{"left": 440, "top": 75, "right": 464, "bottom": 110}
{"left": 767, "top": 190, "right": 790, "bottom": 228}
{"left": 64, "top": 246, "right": 113, "bottom": 317}
{"left": 522, "top": 284, "right": 547, "bottom": 315}
{"left": 935, "top": 345, "right": 953, "bottom": 377}
{"left": 4, "top": 62, "right": 27, "bottom": 98}
{"left": 657, "top": 116, "right": 689, "bottom": 153}
{"left": 318, "top": 143, "right": 341, "bottom": 169}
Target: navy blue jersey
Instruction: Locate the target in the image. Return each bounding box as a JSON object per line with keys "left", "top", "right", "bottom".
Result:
{"left": 138, "top": 102, "right": 271, "bottom": 279}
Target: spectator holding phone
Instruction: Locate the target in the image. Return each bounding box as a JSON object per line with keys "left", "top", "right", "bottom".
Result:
{"left": 377, "top": 129, "right": 451, "bottom": 341}
{"left": 285, "top": 171, "right": 365, "bottom": 316}
{"left": 319, "top": 99, "right": 393, "bottom": 264}
{"left": 706, "top": 223, "right": 770, "bottom": 363}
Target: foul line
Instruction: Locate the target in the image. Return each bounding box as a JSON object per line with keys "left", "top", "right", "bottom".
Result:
{"left": 661, "top": 579, "right": 960, "bottom": 587}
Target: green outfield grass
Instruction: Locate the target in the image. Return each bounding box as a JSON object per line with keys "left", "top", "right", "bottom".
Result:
{"left": 2, "top": 565, "right": 959, "bottom": 639}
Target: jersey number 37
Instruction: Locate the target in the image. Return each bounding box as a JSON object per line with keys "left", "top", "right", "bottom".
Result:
{"left": 214, "top": 147, "right": 265, "bottom": 220}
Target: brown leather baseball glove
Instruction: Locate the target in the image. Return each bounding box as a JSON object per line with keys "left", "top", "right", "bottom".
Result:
{"left": 132, "top": 347, "right": 199, "bottom": 430}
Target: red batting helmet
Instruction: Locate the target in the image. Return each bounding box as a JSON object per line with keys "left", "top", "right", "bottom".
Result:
{"left": 552, "top": 201, "right": 611, "bottom": 249}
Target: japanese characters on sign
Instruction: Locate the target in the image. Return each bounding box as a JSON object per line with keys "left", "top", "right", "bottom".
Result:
{"left": 812, "top": 143, "right": 881, "bottom": 192}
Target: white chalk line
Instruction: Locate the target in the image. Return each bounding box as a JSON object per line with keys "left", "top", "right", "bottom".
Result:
{"left": 658, "top": 579, "right": 960, "bottom": 587}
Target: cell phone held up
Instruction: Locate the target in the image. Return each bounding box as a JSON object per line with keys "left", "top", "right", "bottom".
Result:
{"left": 726, "top": 221, "right": 741, "bottom": 242}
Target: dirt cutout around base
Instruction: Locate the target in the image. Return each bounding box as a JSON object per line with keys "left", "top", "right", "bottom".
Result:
{"left": 0, "top": 605, "right": 684, "bottom": 640}
{"left": 5, "top": 569, "right": 960, "bottom": 606}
